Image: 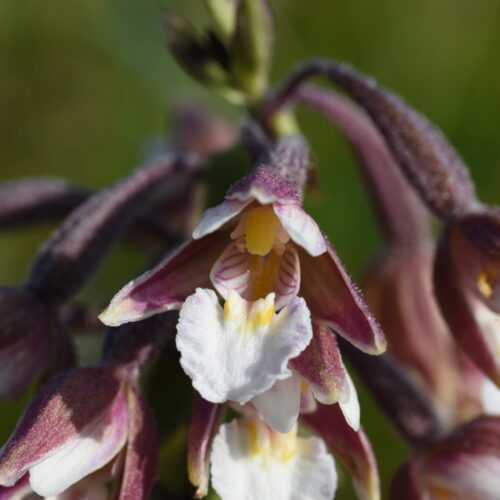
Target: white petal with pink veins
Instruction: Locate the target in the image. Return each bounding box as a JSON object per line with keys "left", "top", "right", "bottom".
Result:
{"left": 211, "top": 419, "right": 337, "bottom": 500}
{"left": 252, "top": 376, "right": 302, "bottom": 433}
{"left": 176, "top": 289, "right": 312, "bottom": 404}
{"left": 273, "top": 203, "right": 327, "bottom": 257}
{"left": 29, "top": 390, "right": 129, "bottom": 497}
{"left": 210, "top": 242, "right": 300, "bottom": 310}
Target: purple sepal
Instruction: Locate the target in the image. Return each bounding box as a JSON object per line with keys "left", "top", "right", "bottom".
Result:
{"left": 100, "top": 232, "right": 227, "bottom": 327}
{"left": 116, "top": 385, "right": 158, "bottom": 500}
{"left": 0, "top": 366, "right": 121, "bottom": 487}
{"left": 298, "top": 243, "right": 386, "bottom": 354}
{"left": 435, "top": 224, "right": 500, "bottom": 385}
{"left": 301, "top": 403, "right": 380, "bottom": 500}
{"left": 187, "top": 392, "right": 223, "bottom": 498}
{"left": 0, "top": 287, "right": 51, "bottom": 400}
{"left": 290, "top": 322, "right": 349, "bottom": 405}
{"left": 389, "top": 462, "right": 426, "bottom": 500}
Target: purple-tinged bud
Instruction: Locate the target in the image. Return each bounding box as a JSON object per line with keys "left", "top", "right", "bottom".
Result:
{"left": 391, "top": 416, "right": 500, "bottom": 499}
{"left": 0, "top": 178, "right": 89, "bottom": 230}
{"left": 301, "top": 403, "right": 380, "bottom": 500}
{"left": 0, "top": 287, "right": 51, "bottom": 400}
{"left": 187, "top": 392, "right": 223, "bottom": 498}
{"left": 339, "top": 337, "right": 444, "bottom": 447}
{"left": 268, "top": 59, "right": 480, "bottom": 219}
{"left": 27, "top": 154, "right": 196, "bottom": 305}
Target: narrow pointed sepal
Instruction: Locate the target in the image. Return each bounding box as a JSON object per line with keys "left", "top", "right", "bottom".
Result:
{"left": 290, "top": 323, "right": 349, "bottom": 405}
{"left": 298, "top": 244, "right": 386, "bottom": 354}
{"left": 0, "top": 367, "right": 123, "bottom": 488}
{"left": 301, "top": 403, "right": 380, "bottom": 500}
{"left": 99, "top": 232, "right": 227, "bottom": 327}
{"left": 117, "top": 385, "right": 159, "bottom": 500}
{"left": 187, "top": 392, "right": 223, "bottom": 498}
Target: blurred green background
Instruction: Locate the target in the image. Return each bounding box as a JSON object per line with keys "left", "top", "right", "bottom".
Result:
{"left": 1, "top": 0, "right": 499, "bottom": 498}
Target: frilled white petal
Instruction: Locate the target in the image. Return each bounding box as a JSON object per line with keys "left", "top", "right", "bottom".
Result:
{"left": 272, "top": 203, "right": 326, "bottom": 257}
{"left": 210, "top": 241, "right": 300, "bottom": 310}
{"left": 211, "top": 419, "right": 337, "bottom": 500}
{"left": 339, "top": 372, "right": 360, "bottom": 432}
{"left": 482, "top": 378, "right": 500, "bottom": 415}
{"left": 29, "top": 390, "right": 128, "bottom": 497}
{"left": 252, "top": 376, "right": 301, "bottom": 433}
{"left": 192, "top": 200, "right": 251, "bottom": 239}
{"left": 176, "top": 289, "right": 312, "bottom": 404}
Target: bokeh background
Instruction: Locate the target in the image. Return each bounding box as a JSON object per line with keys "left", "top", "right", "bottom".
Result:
{"left": 1, "top": 0, "right": 499, "bottom": 498}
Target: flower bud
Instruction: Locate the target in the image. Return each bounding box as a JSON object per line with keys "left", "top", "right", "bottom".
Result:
{"left": 0, "top": 287, "right": 51, "bottom": 400}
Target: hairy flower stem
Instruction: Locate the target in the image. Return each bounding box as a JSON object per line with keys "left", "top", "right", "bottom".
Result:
{"left": 27, "top": 154, "right": 198, "bottom": 305}
{"left": 265, "top": 59, "right": 481, "bottom": 219}
{"left": 293, "top": 86, "right": 431, "bottom": 248}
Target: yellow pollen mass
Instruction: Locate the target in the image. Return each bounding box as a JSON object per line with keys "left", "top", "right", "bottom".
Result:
{"left": 245, "top": 207, "right": 281, "bottom": 256}
{"left": 477, "top": 271, "right": 494, "bottom": 298}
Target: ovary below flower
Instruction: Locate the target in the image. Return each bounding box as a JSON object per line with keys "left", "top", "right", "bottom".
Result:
{"left": 176, "top": 289, "right": 312, "bottom": 406}
{"left": 210, "top": 417, "right": 337, "bottom": 500}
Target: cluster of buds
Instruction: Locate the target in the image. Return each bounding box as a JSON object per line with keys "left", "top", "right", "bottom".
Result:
{"left": 0, "top": 1, "right": 499, "bottom": 499}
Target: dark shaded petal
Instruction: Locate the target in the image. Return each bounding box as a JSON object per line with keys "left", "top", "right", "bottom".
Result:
{"left": 117, "top": 386, "right": 159, "bottom": 500}
{"left": 187, "top": 392, "right": 223, "bottom": 498}
{"left": 301, "top": 403, "right": 380, "bottom": 500}
{"left": 100, "top": 232, "right": 227, "bottom": 327}
{"left": 298, "top": 244, "right": 386, "bottom": 354}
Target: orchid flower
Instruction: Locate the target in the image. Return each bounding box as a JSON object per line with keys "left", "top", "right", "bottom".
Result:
{"left": 100, "top": 135, "right": 385, "bottom": 433}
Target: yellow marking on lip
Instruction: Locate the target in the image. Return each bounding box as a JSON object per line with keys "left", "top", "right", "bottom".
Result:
{"left": 247, "top": 303, "right": 275, "bottom": 332}
{"left": 245, "top": 207, "right": 281, "bottom": 256}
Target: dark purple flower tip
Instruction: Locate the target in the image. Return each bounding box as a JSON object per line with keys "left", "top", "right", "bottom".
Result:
{"left": 301, "top": 403, "right": 380, "bottom": 500}
{"left": 0, "top": 287, "right": 51, "bottom": 400}
{"left": 187, "top": 392, "right": 223, "bottom": 498}
{"left": 0, "top": 178, "right": 89, "bottom": 231}
{"left": 362, "top": 247, "right": 458, "bottom": 412}
{"left": 0, "top": 366, "right": 122, "bottom": 488}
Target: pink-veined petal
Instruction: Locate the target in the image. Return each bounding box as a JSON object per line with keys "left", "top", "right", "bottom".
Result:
{"left": 176, "top": 289, "right": 312, "bottom": 404}
{"left": 301, "top": 403, "right": 380, "bottom": 500}
{"left": 29, "top": 387, "right": 129, "bottom": 497}
{"left": 99, "top": 232, "right": 227, "bottom": 327}
{"left": 192, "top": 199, "right": 250, "bottom": 239}
{"left": 210, "top": 241, "right": 300, "bottom": 309}
{"left": 273, "top": 203, "right": 326, "bottom": 257}
{"left": 298, "top": 244, "right": 387, "bottom": 355}
{"left": 290, "top": 323, "right": 349, "bottom": 405}
{"left": 210, "top": 419, "right": 337, "bottom": 500}
{"left": 252, "top": 376, "right": 302, "bottom": 433}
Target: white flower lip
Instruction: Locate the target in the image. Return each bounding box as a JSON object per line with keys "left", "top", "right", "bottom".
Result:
{"left": 176, "top": 288, "right": 313, "bottom": 405}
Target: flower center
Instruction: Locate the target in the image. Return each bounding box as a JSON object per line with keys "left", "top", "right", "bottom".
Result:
{"left": 244, "top": 207, "right": 281, "bottom": 256}
{"left": 223, "top": 291, "right": 276, "bottom": 334}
